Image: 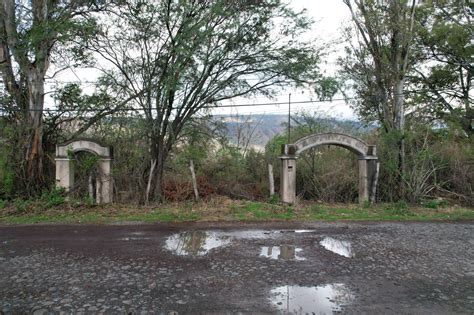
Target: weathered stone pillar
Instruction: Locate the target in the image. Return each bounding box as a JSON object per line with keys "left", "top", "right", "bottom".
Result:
{"left": 97, "top": 158, "right": 113, "bottom": 204}
{"left": 280, "top": 155, "right": 297, "bottom": 204}
{"left": 55, "top": 158, "right": 74, "bottom": 192}
{"left": 367, "top": 159, "right": 379, "bottom": 203}
{"left": 358, "top": 158, "right": 369, "bottom": 204}
{"left": 359, "top": 156, "right": 379, "bottom": 204}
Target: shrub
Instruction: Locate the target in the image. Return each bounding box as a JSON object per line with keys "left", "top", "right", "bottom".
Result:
{"left": 384, "top": 200, "right": 411, "bottom": 216}
{"left": 421, "top": 198, "right": 448, "bottom": 209}
{"left": 41, "top": 188, "right": 66, "bottom": 208}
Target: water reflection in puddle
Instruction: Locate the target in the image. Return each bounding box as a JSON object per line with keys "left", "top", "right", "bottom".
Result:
{"left": 165, "top": 230, "right": 287, "bottom": 256}
{"left": 260, "top": 246, "right": 305, "bottom": 261}
{"left": 270, "top": 284, "right": 354, "bottom": 314}
{"left": 118, "top": 237, "right": 150, "bottom": 241}
{"left": 165, "top": 229, "right": 317, "bottom": 256}
{"left": 165, "top": 231, "right": 231, "bottom": 256}
{"left": 320, "top": 237, "right": 354, "bottom": 258}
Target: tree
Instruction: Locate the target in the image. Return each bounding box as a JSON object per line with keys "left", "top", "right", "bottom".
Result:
{"left": 340, "top": 0, "right": 418, "bottom": 197}
{"left": 409, "top": 0, "right": 473, "bottom": 137}
{"left": 0, "top": 0, "right": 107, "bottom": 194}
{"left": 89, "top": 0, "right": 324, "bottom": 202}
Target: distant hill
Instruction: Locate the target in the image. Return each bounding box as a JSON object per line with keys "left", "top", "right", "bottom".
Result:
{"left": 214, "top": 114, "right": 374, "bottom": 151}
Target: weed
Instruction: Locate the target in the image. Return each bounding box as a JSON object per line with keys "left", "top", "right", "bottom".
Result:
{"left": 83, "top": 196, "right": 96, "bottom": 206}
{"left": 41, "top": 188, "right": 66, "bottom": 208}
{"left": 384, "top": 201, "right": 411, "bottom": 216}
{"left": 14, "top": 199, "right": 30, "bottom": 213}
{"left": 268, "top": 194, "right": 280, "bottom": 204}
{"left": 363, "top": 200, "right": 372, "bottom": 209}
{"left": 244, "top": 202, "right": 263, "bottom": 212}
{"left": 422, "top": 199, "right": 448, "bottom": 209}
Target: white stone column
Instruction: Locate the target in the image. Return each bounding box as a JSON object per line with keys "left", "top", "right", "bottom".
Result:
{"left": 358, "top": 158, "right": 369, "bottom": 204}
{"left": 280, "top": 155, "right": 297, "bottom": 204}
{"left": 55, "top": 158, "right": 74, "bottom": 192}
{"left": 97, "top": 159, "right": 113, "bottom": 204}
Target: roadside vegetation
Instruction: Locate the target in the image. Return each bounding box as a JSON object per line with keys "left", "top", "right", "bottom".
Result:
{"left": 0, "top": 196, "right": 472, "bottom": 225}
{"left": 0, "top": 0, "right": 472, "bottom": 222}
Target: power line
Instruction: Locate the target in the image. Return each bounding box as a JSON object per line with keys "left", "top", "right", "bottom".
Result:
{"left": 0, "top": 97, "right": 355, "bottom": 113}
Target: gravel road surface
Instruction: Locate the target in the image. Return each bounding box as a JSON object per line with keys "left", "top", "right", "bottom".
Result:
{"left": 0, "top": 221, "right": 473, "bottom": 314}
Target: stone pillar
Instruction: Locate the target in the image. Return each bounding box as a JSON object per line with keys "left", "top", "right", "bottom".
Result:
{"left": 97, "top": 159, "right": 113, "bottom": 204}
{"left": 367, "top": 159, "right": 379, "bottom": 203}
{"left": 358, "top": 157, "right": 379, "bottom": 204}
{"left": 358, "top": 158, "right": 369, "bottom": 204}
{"left": 280, "top": 155, "right": 297, "bottom": 204}
{"left": 55, "top": 158, "right": 74, "bottom": 192}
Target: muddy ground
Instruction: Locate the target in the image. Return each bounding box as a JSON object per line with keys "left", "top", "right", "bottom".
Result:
{"left": 0, "top": 221, "right": 473, "bottom": 314}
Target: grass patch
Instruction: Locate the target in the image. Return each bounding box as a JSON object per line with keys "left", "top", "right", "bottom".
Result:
{"left": 0, "top": 197, "right": 472, "bottom": 224}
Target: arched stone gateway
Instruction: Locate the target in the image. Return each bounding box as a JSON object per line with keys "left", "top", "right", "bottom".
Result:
{"left": 55, "top": 140, "right": 113, "bottom": 204}
{"left": 280, "top": 133, "right": 379, "bottom": 204}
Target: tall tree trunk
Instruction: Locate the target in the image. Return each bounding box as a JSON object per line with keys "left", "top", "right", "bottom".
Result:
{"left": 23, "top": 69, "right": 45, "bottom": 193}
{"left": 268, "top": 163, "right": 274, "bottom": 197}
{"left": 145, "top": 159, "right": 157, "bottom": 205}
{"left": 154, "top": 156, "right": 165, "bottom": 202}
{"left": 394, "top": 78, "right": 406, "bottom": 198}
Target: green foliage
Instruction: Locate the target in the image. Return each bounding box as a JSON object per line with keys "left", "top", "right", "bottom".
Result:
{"left": 14, "top": 199, "right": 31, "bottom": 214}
{"left": 384, "top": 201, "right": 411, "bottom": 216}
{"left": 0, "top": 199, "right": 6, "bottom": 209}
{"left": 268, "top": 194, "right": 280, "bottom": 204}
{"left": 0, "top": 122, "right": 16, "bottom": 199}
{"left": 412, "top": 0, "right": 473, "bottom": 136}
{"left": 421, "top": 199, "right": 448, "bottom": 209}
{"left": 40, "top": 188, "right": 66, "bottom": 209}
{"left": 0, "top": 157, "right": 14, "bottom": 199}
{"left": 86, "top": 0, "right": 327, "bottom": 201}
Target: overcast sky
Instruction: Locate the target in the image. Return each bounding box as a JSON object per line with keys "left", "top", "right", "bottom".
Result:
{"left": 211, "top": 0, "right": 354, "bottom": 119}
{"left": 47, "top": 1, "right": 355, "bottom": 120}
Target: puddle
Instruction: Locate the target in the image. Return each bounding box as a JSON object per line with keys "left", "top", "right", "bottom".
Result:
{"left": 260, "top": 246, "right": 305, "bottom": 261}
{"left": 165, "top": 231, "right": 231, "bottom": 256}
{"left": 165, "top": 229, "right": 317, "bottom": 257}
{"left": 320, "top": 237, "right": 354, "bottom": 258}
{"left": 221, "top": 230, "right": 273, "bottom": 239}
{"left": 294, "top": 230, "right": 315, "bottom": 234}
{"left": 118, "top": 237, "right": 150, "bottom": 241}
{"left": 269, "top": 284, "right": 354, "bottom": 314}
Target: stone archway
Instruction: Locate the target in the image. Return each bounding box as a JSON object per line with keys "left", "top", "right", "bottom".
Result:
{"left": 55, "top": 140, "right": 113, "bottom": 204}
{"left": 279, "top": 133, "right": 379, "bottom": 204}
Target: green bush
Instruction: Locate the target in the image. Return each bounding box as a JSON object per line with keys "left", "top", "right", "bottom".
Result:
{"left": 0, "top": 154, "right": 14, "bottom": 199}
{"left": 384, "top": 200, "right": 411, "bottom": 216}
{"left": 14, "top": 199, "right": 30, "bottom": 213}
{"left": 41, "top": 188, "right": 66, "bottom": 208}
{"left": 0, "top": 199, "right": 6, "bottom": 209}
{"left": 268, "top": 194, "right": 280, "bottom": 204}
{"left": 422, "top": 199, "right": 448, "bottom": 209}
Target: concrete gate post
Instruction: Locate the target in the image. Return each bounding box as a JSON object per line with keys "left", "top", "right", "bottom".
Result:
{"left": 358, "top": 156, "right": 379, "bottom": 204}
{"left": 367, "top": 159, "right": 379, "bottom": 203}
{"left": 280, "top": 144, "right": 298, "bottom": 204}
{"left": 55, "top": 158, "right": 74, "bottom": 192}
{"left": 280, "top": 155, "right": 297, "bottom": 204}
{"left": 358, "top": 158, "right": 369, "bottom": 204}
{"left": 97, "top": 158, "right": 113, "bottom": 204}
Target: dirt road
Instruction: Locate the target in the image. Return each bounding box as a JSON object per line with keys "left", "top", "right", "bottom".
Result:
{"left": 0, "top": 221, "right": 473, "bottom": 314}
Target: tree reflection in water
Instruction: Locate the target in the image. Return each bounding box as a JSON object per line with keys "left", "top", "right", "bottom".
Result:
{"left": 165, "top": 231, "right": 231, "bottom": 256}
